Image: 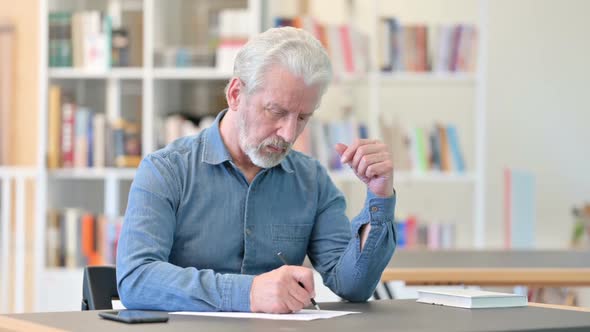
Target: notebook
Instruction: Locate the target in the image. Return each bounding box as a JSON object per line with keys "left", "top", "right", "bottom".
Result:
{"left": 417, "top": 289, "right": 528, "bottom": 309}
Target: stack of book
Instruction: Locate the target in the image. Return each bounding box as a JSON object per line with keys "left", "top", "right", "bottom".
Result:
{"left": 46, "top": 210, "right": 123, "bottom": 268}
{"left": 395, "top": 215, "right": 456, "bottom": 250}
{"left": 416, "top": 289, "right": 527, "bottom": 308}
{"left": 48, "top": 85, "right": 141, "bottom": 169}
{"left": 48, "top": 9, "right": 143, "bottom": 68}
{"left": 378, "top": 18, "right": 478, "bottom": 73}
{"left": 274, "top": 16, "right": 370, "bottom": 79}
{"left": 380, "top": 119, "right": 466, "bottom": 173}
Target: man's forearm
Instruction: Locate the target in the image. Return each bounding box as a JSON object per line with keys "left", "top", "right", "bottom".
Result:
{"left": 117, "top": 260, "right": 254, "bottom": 312}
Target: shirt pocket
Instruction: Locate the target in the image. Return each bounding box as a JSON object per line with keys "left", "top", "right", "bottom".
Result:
{"left": 271, "top": 223, "right": 313, "bottom": 266}
{"left": 272, "top": 223, "right": 314, "bottom": 242}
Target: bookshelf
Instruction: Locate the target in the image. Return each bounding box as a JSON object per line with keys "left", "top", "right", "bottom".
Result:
{"left": 271, "top": 0, "right": 487, "bottom": 249}
{"left": 37, "top": 0, "right": 263, "bottom": 312}
{"left": 32, "top": 0, "right": 488, "bottom": 312}
{"left": 367, "top": 0, "right": 488, "bottom": 249}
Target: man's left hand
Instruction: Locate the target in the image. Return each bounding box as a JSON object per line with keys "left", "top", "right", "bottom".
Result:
{"left": 335, "top": 139, "right": 394, "bottom": 198}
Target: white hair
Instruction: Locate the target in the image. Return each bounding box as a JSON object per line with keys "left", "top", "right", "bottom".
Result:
{"left": 226, "top": 26, "right": 333, "bottom": 97}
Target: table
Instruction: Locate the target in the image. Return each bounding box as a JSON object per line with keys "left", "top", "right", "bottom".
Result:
{"left": 2, "top": 300, "right": 590, "bottom": 332}
{"left": 383, "top": 250, "right": 590, "bottom": 286}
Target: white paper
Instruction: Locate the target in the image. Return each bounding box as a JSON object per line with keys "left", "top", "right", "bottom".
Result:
{"left": 170, "top": 309, "right": 360, "bottom": 321}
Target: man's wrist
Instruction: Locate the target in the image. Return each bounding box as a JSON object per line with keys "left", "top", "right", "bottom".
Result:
{"left": 369, "top": 188, "right": 396, "bottom": 199}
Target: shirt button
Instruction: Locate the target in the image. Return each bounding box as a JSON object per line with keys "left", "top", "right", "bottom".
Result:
{"left": 371, "top": 206, "right": 379, "bottom": 212}
{"left": 245, "top": 228, "right": 252, "bottom": 235}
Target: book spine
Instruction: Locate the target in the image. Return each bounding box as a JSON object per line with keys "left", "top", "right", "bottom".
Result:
{"left": 64, "top": 209, "right": 78, "bottom": 268}
{"left": 93, "top": 113, "right": 106, "bottom": 168}
{"left": 61, "top": 103, "right": 76, "bottom": 168}
{"left": 46, "top": 211, "right": 61, "bottom": 267}
{"left": 47, "top": 85, "right": 62, "bottom": 168}
{"left": 504, "top": 168, "right": 511, "bottom": 248}
{"left": 446, "top": 125, "right": 465, "bottom": 172}
{"left": 73, "top": 108, "right": 90, "bottom": 168}
{"left": 339, "top": 25, "right": 355, "bottom": 74}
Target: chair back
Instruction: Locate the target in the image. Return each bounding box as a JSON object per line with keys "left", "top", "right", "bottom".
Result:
{"left": 81, "top": 266, "right": 119, "bottom": 310}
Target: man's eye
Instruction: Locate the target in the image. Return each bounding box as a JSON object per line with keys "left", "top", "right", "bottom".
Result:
{"left": 299, "top": 114, "right": 313, "bottom": 121}
{"left": 268, "top": 108, "right": 283, "bottom": 116}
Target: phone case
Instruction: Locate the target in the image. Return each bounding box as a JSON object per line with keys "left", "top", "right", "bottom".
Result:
{"left": 98, "top": 310, "right": 169, "bottom": 324}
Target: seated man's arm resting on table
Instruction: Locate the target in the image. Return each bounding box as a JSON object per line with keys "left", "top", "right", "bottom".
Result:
{"left": 116, "top": 153, "right": 254, "bottom": 312}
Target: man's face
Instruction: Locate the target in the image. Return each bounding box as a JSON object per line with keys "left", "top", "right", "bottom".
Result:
{"left": 237, "top": 66, "right": 321, "bottom": 168}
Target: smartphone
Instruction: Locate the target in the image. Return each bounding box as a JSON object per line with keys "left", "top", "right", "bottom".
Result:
{"left": 98, "top": 310, "right": 169, "bottom": 324}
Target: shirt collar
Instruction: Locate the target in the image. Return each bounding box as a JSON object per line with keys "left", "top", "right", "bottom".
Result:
{"left": 201, "top": 109, "right": 294, "bottom": 173}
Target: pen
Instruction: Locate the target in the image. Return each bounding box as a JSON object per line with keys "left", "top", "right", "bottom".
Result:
{"left": 276, "top": 252, "right": 321, "bottom": 311}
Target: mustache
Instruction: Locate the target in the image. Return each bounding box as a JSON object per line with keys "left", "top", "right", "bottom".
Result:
{"left": 259, "top": 137, "right": 292, "bottom": 150}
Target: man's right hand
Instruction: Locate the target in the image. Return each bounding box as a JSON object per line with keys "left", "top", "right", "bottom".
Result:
{"left": 250, "top": 265, "right": 316, "bottom": 313}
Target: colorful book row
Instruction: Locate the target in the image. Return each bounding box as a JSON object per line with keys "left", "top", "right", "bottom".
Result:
{"left": 274, "top": 16, "right": 370, "bottom": 78}
{"left": 378, "top": 18, "right": 478, "bottom": 73}
{"left": 381, "top": 120, "right": 466, "bottom": 173}
{"left": 395, "top": 216, "right": 456, "bottom": 249}
{"left": 46, "top": 210, "right": 123, "bottom": 268}
{"left": 48, "top": 85, "right": 141, "bottom": 169}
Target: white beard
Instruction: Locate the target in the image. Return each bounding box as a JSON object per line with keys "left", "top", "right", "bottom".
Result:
{"left": 238, "top": 112, "right": 292, "bottom": 168}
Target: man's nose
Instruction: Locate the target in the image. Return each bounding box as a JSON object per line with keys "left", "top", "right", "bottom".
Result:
{"left": 278, "top": 117, "right": 298, "bottom": 144}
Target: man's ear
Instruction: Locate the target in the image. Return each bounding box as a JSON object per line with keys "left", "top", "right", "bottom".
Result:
{"left": 226, "top": 77, "right": 242, "bottom": 111}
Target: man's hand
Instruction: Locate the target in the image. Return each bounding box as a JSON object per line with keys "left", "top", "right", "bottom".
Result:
{"left": 335, "top": 139, "right": 394, "bottom": 198}
{"left": 250, "top": 265, "right": 315, "bottom": 314}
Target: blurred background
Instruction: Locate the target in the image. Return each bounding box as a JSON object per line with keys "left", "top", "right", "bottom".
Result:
{"left": 0, "top": 0, "right": 589, "bottom": 313}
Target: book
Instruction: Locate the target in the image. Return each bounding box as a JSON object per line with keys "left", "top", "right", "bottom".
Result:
{"left": 504, "top": 169, "right": 536, "bottom": 248}
{"left": 446, "top": 125, "right": 465, "bottom": 172}
{"left": 48, "top": 86, "right": 62, "bottom": 168}
{"left": 417, "top": 289, "right": 528, "bottom": 309}
{"left": 46, "top": 210, "right": 124, "bottom": 268}
{"left": 61, "top": 102, "right": 76, "bottom": 167}
{"left": 121, "top": 10, "right": 143, "bottom": 67}
{"left": 92, "top": 113, "right": 106, "bottom": 168}
{"left": 275, "top": 16, "right": 369, "bottom": 78}
{"left": 46, "top": 210, "right": 62, "bottom": 267}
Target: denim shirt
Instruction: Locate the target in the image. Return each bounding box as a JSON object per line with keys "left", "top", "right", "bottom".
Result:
{"left": 116, "top": 109, "right": 397, "bottom": 312}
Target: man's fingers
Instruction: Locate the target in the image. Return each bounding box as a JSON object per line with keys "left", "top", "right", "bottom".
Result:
{"left": 365, "top": 160, "right": 394, "bottom": 179}
{"left": 335, "top": 143, "right": 347, "bottom": 157}
{"left": 283, "top": 291, "right": 306, "bottom": 313}
{"left": 340, "top": 139, "right": 376, "bottom": 163}
{"left": 291, "top": 270, "right": 315, "bottom": 296}
{"left": 357, "top": 152, "right": 390, "bottom": 177}
{"left": 288, "top": 283, "right": 311, "bottom": 308}
{"left": 350, "top": 144, "right": 385, "bottom": 170}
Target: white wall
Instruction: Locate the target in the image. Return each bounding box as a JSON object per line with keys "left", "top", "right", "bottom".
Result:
{"left": 485, "top": 0, "right": 590, "bottom": 248}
